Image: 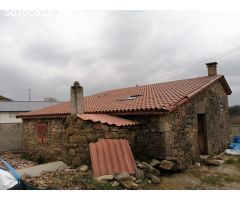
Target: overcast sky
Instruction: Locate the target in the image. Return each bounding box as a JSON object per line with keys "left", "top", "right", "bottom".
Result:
{"left": 0, "top": 10, "right": 240, "bottom": 105}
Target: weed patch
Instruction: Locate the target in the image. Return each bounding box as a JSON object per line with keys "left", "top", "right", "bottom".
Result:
{"left": 225, "top": 158, "right": 240, "bottom": 169}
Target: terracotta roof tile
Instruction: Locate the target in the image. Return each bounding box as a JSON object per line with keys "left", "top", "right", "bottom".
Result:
{"left": 18, "top": 75, "right": 231, "bottom": 117}
{"left": 77, "top": 114, "right": 138, "bottom": 126}
{"left": 89, "top": 139, "right": 137, "bottom": 177}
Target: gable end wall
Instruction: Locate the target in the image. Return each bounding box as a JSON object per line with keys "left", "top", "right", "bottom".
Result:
{"left": 163, "top": 80, "right": 230, "bottom": 167}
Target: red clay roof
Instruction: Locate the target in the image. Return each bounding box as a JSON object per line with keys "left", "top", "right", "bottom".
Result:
{"left": 18, "top": 75, "right": 231, "bottom": 117}
{"left": 77, "top": 114, "right": 138, "bottom": 127}
{"left": 89, "top": 139, "right": 137, "bottom": 177}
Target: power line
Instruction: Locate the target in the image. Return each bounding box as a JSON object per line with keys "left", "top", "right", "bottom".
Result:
{"left": 139, "top": 43, "right": 240, "bottom": 85}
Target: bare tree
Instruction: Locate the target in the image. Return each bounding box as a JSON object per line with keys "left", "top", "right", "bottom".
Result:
{"left": 43, "top": 97, "right": 58, "bottom": 102}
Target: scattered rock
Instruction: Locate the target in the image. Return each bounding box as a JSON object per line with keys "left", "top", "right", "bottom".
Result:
{"left": 111, "top": 181, "right": 120, "bottom": 187}
{"left": 150, "top": 159, "right": 161, "bottom": 167}
{"left": 142, "top": 162, "right": 161, "bottom": 176}
{"left": 135, "top": 179, "right": 142, "bottom": 184}
{"left": 95, "top": 174, "right": 114, "bottom": 182}
{"left": 146, "top": 179, "right": 151, "bottom": 184}
{"left": 159, "top": 160, "right": 175, "bottom": 171}
{"left": 0, "top": 152, "right": 36, "bottom": 169}
{"left": 150, "top": 174, "right": 160, "bottom": 184}
{"left": 214, "top": 155, "right": 224, "bottom": 160}
{"left": 200, "top": 155, "right": 210, "bottom": 161}
{"left": 64, "top": 168, "right": 76, "bottom": 173}
{"left": 165, "top": 157, "right": 178, "bottom": 162}
{"left": 206, "top": 159, "right": 224, "bottom": 166}
{"left": 78, "top": 165, "right": 89, "bottom": 172}
{"left": 119, "top": 180, "right": 138, "bottom": 190}
{"left": 115, "top": 172, "right": 136, "bottom": 182}
{"left": 135, "top": 168, "right": 145, "bottom": 180}
{"left": 164, "top": 157, "right": 182, "bottom": 170}
{"left": 137, "top": 163, "right": 147, "bottom": 169}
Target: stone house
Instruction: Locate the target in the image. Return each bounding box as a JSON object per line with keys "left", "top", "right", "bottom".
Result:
{"left": 18, "top": 62, "right": 232, "bottom": 169}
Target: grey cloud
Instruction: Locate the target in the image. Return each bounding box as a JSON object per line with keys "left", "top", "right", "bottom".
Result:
{"left": 22, "top": 40, "right": 72, "bottom": 66}
{"left": 0, "top": 11, "right": 240, "bottom": 105}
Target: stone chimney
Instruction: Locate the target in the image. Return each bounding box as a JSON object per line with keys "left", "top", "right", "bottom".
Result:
{"left": 71, "top": 81, "right": 84, "bottom": 115}
{"left": 206, "top": 62, "right": 218, "bottom": 76}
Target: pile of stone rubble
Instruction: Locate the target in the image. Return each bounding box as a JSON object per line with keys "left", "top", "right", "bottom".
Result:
{"left": 21, "top": 157, "right": 178, "bottom": 190}
{"left": 94, "top": 157, "right": 178, "bottom": 189}
{"left": 0, "top": 152, "right": 36, "bottom": 169}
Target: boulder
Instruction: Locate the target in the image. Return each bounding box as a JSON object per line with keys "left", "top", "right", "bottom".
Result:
{"left": 115, "top": 172, "right": 136, "bottom": 182}
{"left": 78, "top": 165, "right": 88, "bottom": 172}
{"left": 142, "top": 162, "right": 161, "bottom": 176}
{"left": 150, "top": 174, "right": 160, "bottom": 184}
{"left": 159, "top": 160, "right": 175, "bottom": 171}
{"left": 135, "top": 168, "right": 145, "bottom": 180}
{"left": 119, "top": 180, "right": 138, "bottom": 190}
{"left": 135, "top": 179, "right": 142, "bottom": 184}
{"left": 206, "top": 159, "right": 224, "bottom": 166}
{"left": 95, "top": 174, "right": 114, "bottom": 182}
{"left": 137, "top": 163, "right": 147, "bottom": 169}
{"left": 64, "top": 168, "right": 76, "bottom": 173}
{"left": 165, "top": 157, "right": 182, "bottom": 170}
{"left": 214, "top": 155, "right": 224, "bottom": 160}
{"left": 150, "top": 159, "right": 161, "bottom": 167}
{"left": 165, "top": 157, "right": 179, "bottom": 162}
{"left": 200, "top": 155, "right": 210, "bottom": 161}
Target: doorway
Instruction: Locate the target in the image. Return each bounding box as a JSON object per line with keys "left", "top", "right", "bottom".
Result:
{"left": 197, "top": 114, "right": 208, "bottom": 155}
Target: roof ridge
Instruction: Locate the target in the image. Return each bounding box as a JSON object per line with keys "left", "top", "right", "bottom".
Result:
{"left": 88, "top": 75, "right": 221, "bottom": 96}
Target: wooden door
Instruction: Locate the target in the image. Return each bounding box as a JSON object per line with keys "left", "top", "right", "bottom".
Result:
{"left": 197, "top": 114, "right": 208, "bottom": 154}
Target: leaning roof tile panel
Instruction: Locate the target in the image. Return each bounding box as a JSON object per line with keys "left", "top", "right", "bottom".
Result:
{"left": 18, "top": 75, "right": 230, "bottom": 117}
{"left": 89, "top": 139, "right": 137, "bottom": 177}
{"left": 77, "top": 114, "right": 138, "bottom": 126}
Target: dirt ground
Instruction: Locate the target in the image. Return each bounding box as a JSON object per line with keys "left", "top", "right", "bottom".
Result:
{"left": 143, "top": 153, "right": 240, "bottom": 190}
{"left": 1, "top": 151, "right": 240, "bottom": 190}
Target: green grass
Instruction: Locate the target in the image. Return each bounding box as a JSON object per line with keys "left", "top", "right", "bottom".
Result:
{"left": 189, "top": 170, "right": 204, "bottom": 179}
{"left": 200, "top": 173, "right": 240, "bottom": 187}
{"left": 201, "top": 175, "right": 225, "bottom": 186}
{"left": 225, "top": 158, "right": 240, "bottom": 169}
{"left": 78, "top": 174, "right": 122, "bottom": 190}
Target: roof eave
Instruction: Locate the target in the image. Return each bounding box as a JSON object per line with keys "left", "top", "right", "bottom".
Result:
{"left": 169, "top": 75, "right": 232, "bottom": 113}
{"left": 17, "top": 113, "right": 70, "bottom": 119}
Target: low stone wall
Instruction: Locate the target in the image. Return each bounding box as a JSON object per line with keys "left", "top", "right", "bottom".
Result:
{"left": 0, "top": 123, "right": 22, "bottom": 152}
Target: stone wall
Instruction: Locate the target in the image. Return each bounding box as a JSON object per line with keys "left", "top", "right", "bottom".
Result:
{"left": 22, "top": 116, "right": 141, "bottom": 165}
{"left": 124, "top": 81, "right": 230, "bottom": 169}
{"left": 62, "top": 115, "right": 141, "bottom": 166}
{"left": 0, "top": 123, "right": 22, "bottom": 152}
{"left": 164, "top": 81, "right": 230, "bottom": 168}
{"left": 123, "top": 115, "right": 167, "bottom": 161}
{"left": 22, "top": 118, "right": 65, "bottom": 162}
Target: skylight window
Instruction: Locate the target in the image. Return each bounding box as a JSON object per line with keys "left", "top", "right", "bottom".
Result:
{"left": 118, "top": 94, "right": 143, "bottom": 101}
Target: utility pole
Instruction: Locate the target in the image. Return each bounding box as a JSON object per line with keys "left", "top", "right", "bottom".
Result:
{"left": 28, "top": 89, "right": 31, "bottom": 101}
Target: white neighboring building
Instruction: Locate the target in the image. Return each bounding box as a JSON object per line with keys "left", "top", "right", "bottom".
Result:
{"left": 0, "top": 101, "right": 61, "bottom": 152}
{"left": 0, "top": 101, "right": 60, "bottom": 123}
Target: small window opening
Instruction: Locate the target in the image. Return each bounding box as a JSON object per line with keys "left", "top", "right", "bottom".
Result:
{"left": 37, "top": 122, "right": 48, "bottom": 144}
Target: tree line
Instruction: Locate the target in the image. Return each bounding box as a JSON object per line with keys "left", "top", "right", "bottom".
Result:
{"left": 229, "top": 105, "right": 240, "bottom": 116}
